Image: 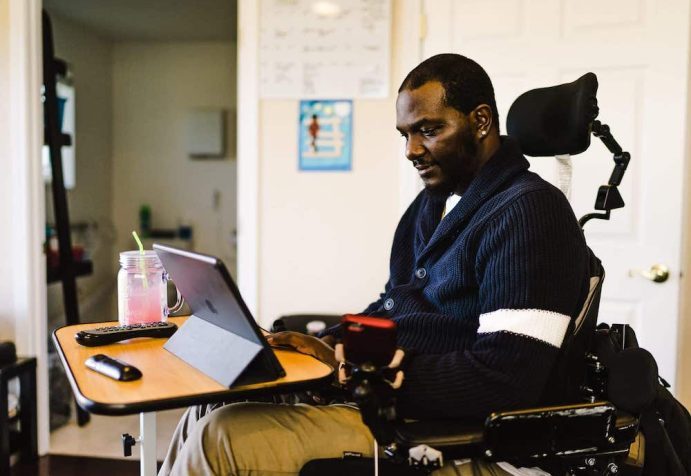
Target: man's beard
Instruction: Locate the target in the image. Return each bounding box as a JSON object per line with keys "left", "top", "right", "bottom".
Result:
{"left": 427, "top": 128, "right": 479, "bottom": 197}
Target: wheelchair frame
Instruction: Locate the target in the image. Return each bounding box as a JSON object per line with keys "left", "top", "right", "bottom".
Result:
{"left": 296, "top": 73, "right": 648, "bottom": 476}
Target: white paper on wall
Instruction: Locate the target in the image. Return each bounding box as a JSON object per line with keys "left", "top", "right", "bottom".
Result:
{"left": 259, "top": 0, "right": 391, "bottom": 98}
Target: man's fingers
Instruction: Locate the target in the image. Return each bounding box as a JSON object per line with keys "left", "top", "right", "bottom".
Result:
{"left": 321, "top": 335, "right": 336, "bottom": 347}
{"left": 388, "top": 349, "right": 405, "bottom": 369}
{"left": 267, "top": 331, "right": 300, "bottom": 346}
{"left": 267, "top": 331, "right": 292, "bottom": 342}
{"left": 334, "top": 343, "right": 345, "bottom": 362}
{"left": 338, "top": 363, "right": 349, "bottom": 385}
{"left": 390, "top": 370, "right": 404, "bottom": 389}
{"left": 267, "top": 332, "right": 338, "bottom": 367}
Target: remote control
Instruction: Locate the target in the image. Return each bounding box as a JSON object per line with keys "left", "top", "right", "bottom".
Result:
{"left": 75, "top": 321, "right": 178, "bottom": 347}
{"left": 85, "top": 354, "right": 142, "bottom": 381}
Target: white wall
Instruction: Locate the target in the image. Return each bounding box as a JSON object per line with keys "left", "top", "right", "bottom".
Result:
{"left": 257, "top": 99, "right": 399, "bottom": 323}
{"left": 0, "top": 0, "right": 42, "bottom": 350}
{"left": 678, "top": 50, "right": 691, "bottom": 407}
{"left": 112, "top": 42, "right": 237, "bottom": 271}
{"left": 0, "top": 0, "right": 49, "bottom": 454}
{"left": 0, "top": 0, "right": 13, "bottom": 341}
{"left": 680, "top": 170, "right": 691, "bottom": 409}
{"left": 252, "top": 1, "right": 421, "bottom": 325}
{"left": 46, "top": 14, "right": 115, "bottom": 324}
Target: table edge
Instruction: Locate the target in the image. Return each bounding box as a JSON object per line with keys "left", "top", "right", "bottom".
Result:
{"left": 51, "top": 325, "right": 334, "bottom": 416}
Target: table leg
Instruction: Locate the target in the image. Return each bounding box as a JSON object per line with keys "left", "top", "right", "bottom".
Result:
{"left": 140, "top": 412, "right": 157, "bottom": 476}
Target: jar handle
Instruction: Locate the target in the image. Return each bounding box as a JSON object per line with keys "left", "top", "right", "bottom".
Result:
{"left": 164, "top": 274, "right": 185, "bottom": 315}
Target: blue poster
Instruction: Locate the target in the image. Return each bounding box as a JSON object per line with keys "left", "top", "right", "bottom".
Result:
{"left": 298, "top": 100, "right": 352, "bottom": 171}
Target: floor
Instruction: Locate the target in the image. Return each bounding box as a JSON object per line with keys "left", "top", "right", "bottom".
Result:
{"left": 35, "top": 286, "right": 189, "bottom": 473}
{"left": 49, "top": 408, "right": 185, "bottom": 461}
{"left": 11, "top": 454, "right": 147, "bottom": 476}
{"left": 9, "top": 408, "right": 185, "bottom": 475}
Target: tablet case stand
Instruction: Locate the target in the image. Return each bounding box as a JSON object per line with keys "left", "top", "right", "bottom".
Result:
{"left": 164, "top": 315, "right": 280, "bottom": 387}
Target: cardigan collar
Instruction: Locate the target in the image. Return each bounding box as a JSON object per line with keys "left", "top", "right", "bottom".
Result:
{"left": 417, "top": 136, "right": 529, "bottom": 256}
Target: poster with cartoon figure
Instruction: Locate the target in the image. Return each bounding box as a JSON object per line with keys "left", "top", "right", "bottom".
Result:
{"left": 299, "top": 100, "right": 352, "bottom": 171}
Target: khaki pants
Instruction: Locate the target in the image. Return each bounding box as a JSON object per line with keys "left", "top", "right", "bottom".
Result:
{"left": 159, "top": 402, "right": 515, "bottom": 476}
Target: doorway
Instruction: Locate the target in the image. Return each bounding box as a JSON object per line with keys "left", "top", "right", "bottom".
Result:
{"left": 42, "top": 0, "right": 238, "bottom": 459}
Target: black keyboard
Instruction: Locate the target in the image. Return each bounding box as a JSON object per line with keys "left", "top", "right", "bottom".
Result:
{"left": 75, "top": 321, "right": 178, "bottom": 347}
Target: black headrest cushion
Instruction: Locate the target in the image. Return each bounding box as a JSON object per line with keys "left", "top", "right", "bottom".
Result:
{"left": 507, "top": 72, "right": 599, "bottom": 157}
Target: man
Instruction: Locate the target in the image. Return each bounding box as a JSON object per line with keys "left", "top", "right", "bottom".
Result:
{"left": 160, "top": 53, "right": 590, "bottom": 475}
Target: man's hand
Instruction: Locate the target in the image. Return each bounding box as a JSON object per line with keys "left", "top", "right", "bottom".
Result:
{"left": 335, "top": 344, "right": 406, "bottom": 389}
{"left": 267, "top": 332, "right": 339, "bottom": 369}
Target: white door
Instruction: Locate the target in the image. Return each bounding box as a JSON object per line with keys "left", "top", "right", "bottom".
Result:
{"left": 420, "top": 0, "right": 690, "bottom": 390}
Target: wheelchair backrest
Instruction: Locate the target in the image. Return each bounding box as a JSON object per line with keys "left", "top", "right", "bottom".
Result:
{"left": 541, "top": 250, "right": 604, "bottom": 405}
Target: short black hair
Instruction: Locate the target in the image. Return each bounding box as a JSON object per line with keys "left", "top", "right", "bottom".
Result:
{"left": 399, "top": 53, "right": 500, "bottom": 133}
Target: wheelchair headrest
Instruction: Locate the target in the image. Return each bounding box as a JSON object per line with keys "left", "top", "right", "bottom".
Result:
{"left": 507, "top": 73, "right": 599, "bottom": 157}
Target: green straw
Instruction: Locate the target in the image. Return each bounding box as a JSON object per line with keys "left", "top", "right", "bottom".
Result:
{"left": 132, "top": 230, "right": 145, "bottom": 253}
{"left": 132, "top": 230, "right": 148, "bottom": 288}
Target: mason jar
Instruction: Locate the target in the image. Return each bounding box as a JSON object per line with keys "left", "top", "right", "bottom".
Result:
{"left": 117, "top": 250, "right": 180, "bottom": 326}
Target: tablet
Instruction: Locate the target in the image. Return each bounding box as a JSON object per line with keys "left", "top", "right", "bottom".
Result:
{"left": 154, "top": 244, "right": 285, "bottom": 387}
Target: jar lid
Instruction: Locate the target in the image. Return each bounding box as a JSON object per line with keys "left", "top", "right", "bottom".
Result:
{"left": 119, "top": 250, "right": 162, "bottom": 268}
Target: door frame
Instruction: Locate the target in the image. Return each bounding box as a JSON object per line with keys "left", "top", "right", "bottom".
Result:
{"left": 3, "top": 0, "right": 49, "bottom": 454}
{"left": 236, "top": 0, "right": 261, "bottom": 317}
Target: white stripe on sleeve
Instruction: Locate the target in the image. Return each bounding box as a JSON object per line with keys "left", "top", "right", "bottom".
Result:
{"left": 477, "top": 309, "right": 571, "bottom": 348}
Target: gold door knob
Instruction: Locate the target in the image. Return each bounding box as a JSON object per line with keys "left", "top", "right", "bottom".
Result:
{"left": 628, "top": 264, "right": 670, "bottom": 283}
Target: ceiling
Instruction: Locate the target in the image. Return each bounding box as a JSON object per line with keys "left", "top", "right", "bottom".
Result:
{"left": 43, "top": 0, "right": 237, "bottom": 42}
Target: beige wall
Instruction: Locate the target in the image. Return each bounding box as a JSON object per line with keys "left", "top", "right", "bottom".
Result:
{"left": 677, "top": 54, "right": 691, "bottom": 408}
{"left": 254, "top": 3, "right": 415, "bottom": 326}
{"left": 257, "top": 99, "right": 400, "bottom": 324}
{"left": 680, "top": 209, "right": 691, "bottom": 409}
{"left": 112, "top": 42, "right": 237, "bottom": 271}
{"left": 46, "top": 15, "right": 115, "bottom": 325}
{"left": 0, "top": 0, "right": 13, "bottom": 340}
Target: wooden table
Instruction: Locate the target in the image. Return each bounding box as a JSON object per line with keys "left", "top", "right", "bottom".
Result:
{"left": 52, "top": 316, "right": 334, "bottom": 475}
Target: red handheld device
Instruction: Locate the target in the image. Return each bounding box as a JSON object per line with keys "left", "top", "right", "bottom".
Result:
{"left": 341, "top": 315, "right": 397, "bottom": 367}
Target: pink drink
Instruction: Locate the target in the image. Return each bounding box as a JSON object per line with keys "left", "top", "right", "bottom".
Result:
{"left": 119, "top": 282, "right": 165, "bottom": 325}
{"left": 118, "top": 250, "right": 168, "bottom": 325}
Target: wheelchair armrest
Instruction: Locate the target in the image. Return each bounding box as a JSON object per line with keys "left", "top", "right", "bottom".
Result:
{"left": 391, "top": 401, "right": 638, "bottom": 463}
{"left": 485, "top": 401, "right": 622, "bottom": 460}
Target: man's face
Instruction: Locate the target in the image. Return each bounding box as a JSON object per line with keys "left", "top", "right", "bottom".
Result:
{"left": 396, "top": 81, "right": 479, "bottom": 196}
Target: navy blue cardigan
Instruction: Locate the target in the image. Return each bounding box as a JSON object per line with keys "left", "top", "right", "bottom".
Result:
{"left": 329, "top": 137, "right": 590, "bottom": 420}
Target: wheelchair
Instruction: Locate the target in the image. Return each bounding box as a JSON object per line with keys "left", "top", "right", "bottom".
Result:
{"left": 296, "top": 73, "right": 658, "bottom": 475}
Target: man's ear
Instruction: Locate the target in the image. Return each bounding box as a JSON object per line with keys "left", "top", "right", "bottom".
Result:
{"left": 471, "top": 104, "right": 493, "bottom": 140}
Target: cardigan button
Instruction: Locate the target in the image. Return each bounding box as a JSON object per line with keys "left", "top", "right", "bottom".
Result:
{"left": 383, "top": 298, "right": 394, "bottom": 311}
{"left": 415, "top": 268, "right": 427, "bottom": 279}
